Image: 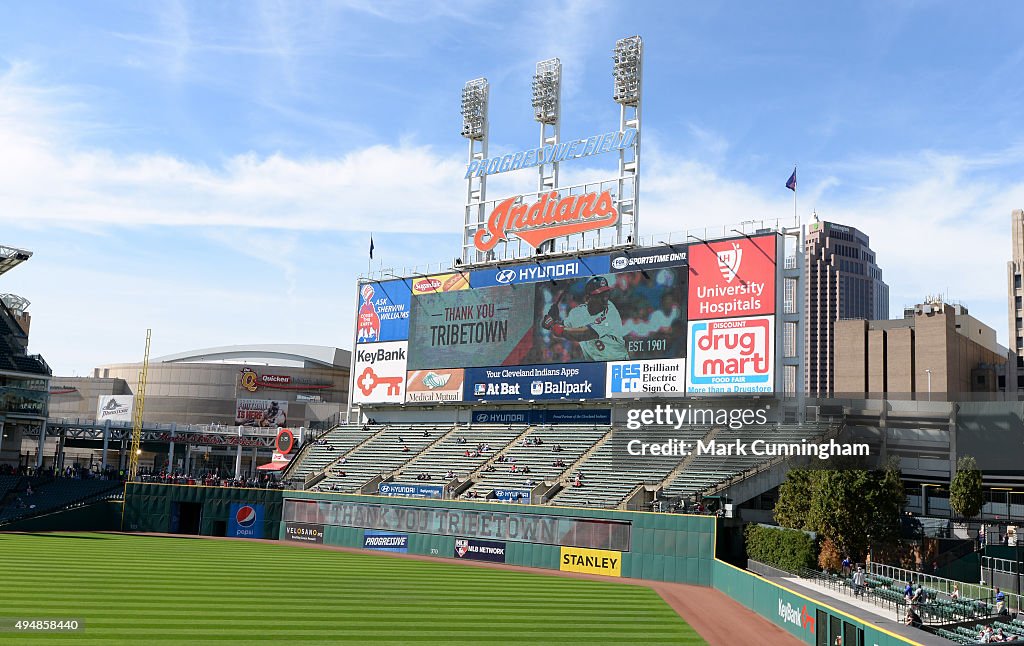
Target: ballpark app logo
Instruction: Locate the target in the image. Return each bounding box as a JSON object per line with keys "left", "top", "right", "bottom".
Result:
{"left": 686, "top": 317, "right": 774, "bottom": 393}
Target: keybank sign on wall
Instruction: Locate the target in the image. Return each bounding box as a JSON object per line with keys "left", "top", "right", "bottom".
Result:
{"left": 464, "top": 128, "right": 638, "bottom": 179}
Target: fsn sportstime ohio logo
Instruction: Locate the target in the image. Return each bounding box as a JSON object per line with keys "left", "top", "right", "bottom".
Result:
{"left": 474, "top": 189, "right": 619, "bottom": 252}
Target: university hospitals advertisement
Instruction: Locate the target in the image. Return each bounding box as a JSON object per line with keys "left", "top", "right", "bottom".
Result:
{"left": 96, "top": 395, "right": 134, "bottom": 422}
{"left": 405, "top": 368, "right": 465, "bottom": 403}
{"left": 606, "top": 359, "right": 686, "bottom": 398}
{"left": 407, "top": 263, "right": 687, "bottom": 370}
{"left": 686, "top": 316, "right": 774, "bottom": 393}
{"left": 356, "top": 280, "right": 411, "bottom": 344}
{"left": 687, "top": 234, "right": 776, "bottom": 320}
{"left": 464, "top": 363, "right": 606, "bottom": 401}
{"left": 352, "top": 342, "right": 408, "bottom": 404}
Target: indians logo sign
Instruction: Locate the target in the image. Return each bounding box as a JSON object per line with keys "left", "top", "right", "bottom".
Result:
{"left": 473, "top": 190, "right": 619, "bottom": 252}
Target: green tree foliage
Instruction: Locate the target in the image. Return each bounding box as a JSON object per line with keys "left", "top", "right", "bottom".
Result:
{"left": 744, "top": 524, "right": 817, "bottom": 572}
{"left": 773, "top": 459, "right": 906, "bottom": 562}
{"left": 949, "top": 455, "right": 983, "bottom": 519}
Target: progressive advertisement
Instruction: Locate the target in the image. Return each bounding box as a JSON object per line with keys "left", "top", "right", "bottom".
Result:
{"left": 352, "top": 341, "right": 408, "bottom": 404}
{"left": 686, "top": 316, "right": 774, "bottom": 393}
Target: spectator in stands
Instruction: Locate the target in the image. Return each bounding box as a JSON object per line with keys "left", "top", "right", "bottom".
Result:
{"left": 842, "top": 556, "right": 852, "bottom": 576}
{"left": 552, "top": 444, "right": 563, "bottom": 452}
{"left": 422, "top": 430, "right": 430, "bottom": 437}
{"left": 445, "top": 470, "right": 455, "bottom": 479}
{"left": 397, "top": 436, "right": 404, "bottom": 443}
{"left": 573, "top": 475, "right": 582, "bottom": 488}
{"left": 25, "top": 484, "right": 33, "bottom": 496}
{"left": 464, "top": 449, "right": 471, "bottom": 458}
{"left": 979, "top": 625, "right": 994, "bottom": 642}
{"left": 951, "top": 583, "right": 960, "bottom": 600}
{"left": 852, "top": 566, "right": 866, "bottom": 597}
{"left": 903, "top": 581, "right": 914, "bottom": 602}
{"left": 996, "top": 587, "right": 1006, "bottom": 614}
{"left": 402, "top": 445, "right": 410, "bottom": 453}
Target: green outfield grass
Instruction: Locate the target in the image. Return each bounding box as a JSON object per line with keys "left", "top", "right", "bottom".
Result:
{"left": 0, "top": 533, "right": 705, "bottom": 645}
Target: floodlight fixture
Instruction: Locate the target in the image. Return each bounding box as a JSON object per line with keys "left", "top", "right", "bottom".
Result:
{"left": 460, "top": 78, "right": 489, "bottom": 140}
{"left": 612, "top": 36, "right": 643, "bottom": 106}
{"left": 532, "top": 58, "right": 561, "bottom": 124}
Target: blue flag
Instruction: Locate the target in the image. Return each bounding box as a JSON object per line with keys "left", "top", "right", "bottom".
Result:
{"left": 785, "top": 168, "right": 797, "bottom": 192}
{"left": 369, "top": 235, "right": 375, "bottom": 259}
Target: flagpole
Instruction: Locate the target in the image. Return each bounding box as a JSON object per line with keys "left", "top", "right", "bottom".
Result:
{"left": 790, "top": 164, "right": 798, "bottom": 223}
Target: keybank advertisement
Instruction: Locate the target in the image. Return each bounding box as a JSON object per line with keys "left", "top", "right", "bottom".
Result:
{"left": 688, "top": 234, "right": 776, "bottom": 321}
{"left": 686, "top": 316, "right": 774, "bottom": 393}
{"left": 352, "top": 341, "right": 408, "bottom": 404}
{"left": 355, "top": 280, "right": 411, "bottom": 344}
{"left": 471, "top": 255, "right": 611, "bottom": 288}
{"left": 606, "top": 359, "right": 686, "bottom": 397}
{"left": 228, "top": 503, "right": 264, "bottom": 539}
{"left": 465, "top": 363, "right": 606, "bottom": 401}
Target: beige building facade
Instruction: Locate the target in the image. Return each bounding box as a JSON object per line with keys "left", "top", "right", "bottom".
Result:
{"left": 835, "top": 300, "right": 1009, "bottom": 400}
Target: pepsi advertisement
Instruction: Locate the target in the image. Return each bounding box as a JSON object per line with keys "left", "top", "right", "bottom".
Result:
{"left": 464, "top": 363, "right": 606, "bottom": 401}
{"left": 228, "top": 503, "right": 264, "bottom": 539}
{"left": 356, "top": 279, "right": 412, "bottom": 344}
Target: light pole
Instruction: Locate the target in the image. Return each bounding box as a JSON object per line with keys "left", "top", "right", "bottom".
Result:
{"left": 925, "top": 369, "right": 932, "bottom": 401}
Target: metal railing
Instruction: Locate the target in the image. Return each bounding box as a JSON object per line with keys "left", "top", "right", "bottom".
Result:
{"left": 869, "top": 562, "right": 1022, "bottom": 616}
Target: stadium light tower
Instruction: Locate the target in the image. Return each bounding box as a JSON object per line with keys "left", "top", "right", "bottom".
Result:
{"left": 532, "top": 59, "right": 561, "bottom": 254}
{"left": 461, "top": 78, "right": 489, "bottom": 265}
{"left": 613, "top": 36, "right": 642, "bottom": 247}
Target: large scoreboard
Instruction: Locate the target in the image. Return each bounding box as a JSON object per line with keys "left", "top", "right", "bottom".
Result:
{"left": 352, "top": 233, "right": 779, "bottom": 406}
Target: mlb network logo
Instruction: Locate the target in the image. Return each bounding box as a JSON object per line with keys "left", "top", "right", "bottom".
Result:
{"left": 610, "top": 363, "right": 643, "bottom": 393}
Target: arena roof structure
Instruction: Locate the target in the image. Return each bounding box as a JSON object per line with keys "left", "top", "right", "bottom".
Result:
{"left": 151, "top": 344, "right": 350, "bottom": 369}
{"left": 0, "top": 245, "right": 32, "bottom": 278}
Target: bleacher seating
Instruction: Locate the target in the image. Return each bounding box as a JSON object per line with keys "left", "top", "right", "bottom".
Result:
{"left": 392, "top": 423, "right": 525, "bottom": 486}
{"left": 549, "top": 426, "right": 709, "bottom": 508}
{"left": 285, "top": 424, "right": 380, "bottom": 483}
{"left": 462, "top": 425, "right": 608, "bottom": 500}
{"left": 0, "top": 478, "right": 122, "bottom": 524}
{"left": 315, "top": 424, "right": 448, "bottom": 493}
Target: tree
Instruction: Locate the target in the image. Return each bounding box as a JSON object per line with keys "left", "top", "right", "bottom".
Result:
{"left": 774, "top": 468, "right": 817, "bottom": 530}
{"left": 949, "top": 455, "right": 983, "bottom": 519}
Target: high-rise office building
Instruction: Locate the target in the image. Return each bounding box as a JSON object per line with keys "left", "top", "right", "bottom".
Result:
{"left": 805, "top": 219, "right": 889, "bottom": 395}
{"left": 1009, "top": 209, "right": 1024, "bottom": 398}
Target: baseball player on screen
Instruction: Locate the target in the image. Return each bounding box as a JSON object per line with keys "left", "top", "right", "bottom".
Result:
{"left": 542, "top": 276, "right": 630, "bottom": 361}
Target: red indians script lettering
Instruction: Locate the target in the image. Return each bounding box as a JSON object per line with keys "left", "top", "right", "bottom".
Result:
{"left": 474, "top": 190, "right": 619, "bottom": 252}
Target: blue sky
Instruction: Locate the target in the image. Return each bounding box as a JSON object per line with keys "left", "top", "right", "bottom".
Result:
{"left": 1, "top": 1, "right": 1022, "bottom": 375}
